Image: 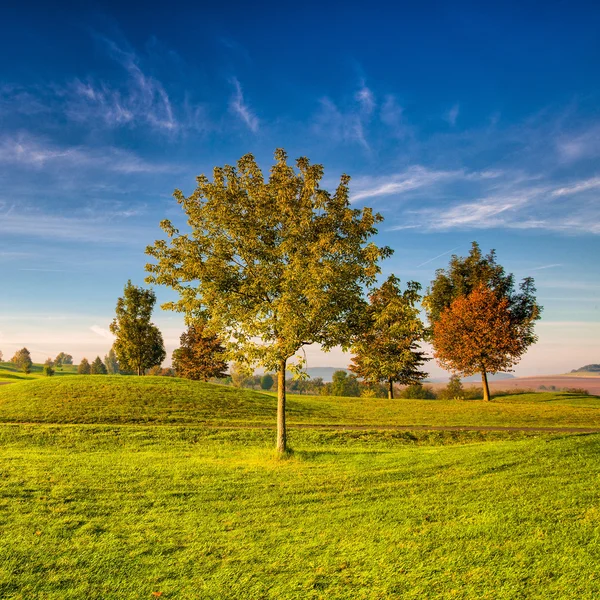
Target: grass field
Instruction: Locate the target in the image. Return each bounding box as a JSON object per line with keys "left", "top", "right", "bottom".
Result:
{"left": 1, "top": 376, "right": 599, "bottom": 598}
{"left": 0, "top": 362, "right": 78, "bottom": 382}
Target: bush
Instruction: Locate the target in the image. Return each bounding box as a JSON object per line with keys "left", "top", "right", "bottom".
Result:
{"left": 564, "top": 387, "right": 589, "bottom": 395}
{"left": 42, "top": 365, "right": 55, "bottom": 377}
{"left": 438, "top": 375, "right": 464, "bottom": 400}
{"left": 400, "top": 384, "right": 437, "bottom": 399}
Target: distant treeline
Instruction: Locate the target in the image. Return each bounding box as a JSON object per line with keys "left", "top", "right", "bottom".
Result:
{"left": 571, "top": 364, "right": 600, "bottom": 373}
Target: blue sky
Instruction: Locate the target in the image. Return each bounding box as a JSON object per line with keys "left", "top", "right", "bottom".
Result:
{"left": 1, "top": 0, "right": 599, "bottom": 376}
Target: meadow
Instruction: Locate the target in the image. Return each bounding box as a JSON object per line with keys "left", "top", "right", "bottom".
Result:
{"left": 0, "top": 375, "right": 599, "bottom": 598}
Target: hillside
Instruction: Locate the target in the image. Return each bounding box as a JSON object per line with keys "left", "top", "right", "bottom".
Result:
{"left": 1, "top": 375, "right": 600, "bottom": 429}
{"left": 0, "top": 361, "right": 78, "bottom": 382}
{"left": 571, "top": 363, "right": 600, "bottom": 374}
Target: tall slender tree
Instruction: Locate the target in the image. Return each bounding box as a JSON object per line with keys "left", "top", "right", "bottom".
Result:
{"left": 109, "top": 281, "right": 166, "bottom": 376}
{"left": 146, "top": 149, "right": 390, "bottom": 453}
{"left": 424, "top": 243, "right": 541, "bottom": 401}
{"left": 104, "top": 347, "right": 120, "bottom": 375}
{"left": 349, "top": 275, "right": 428, "bottom": 399}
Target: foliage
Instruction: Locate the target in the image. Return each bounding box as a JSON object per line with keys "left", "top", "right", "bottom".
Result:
{"left": 91, "top": 356, "right": 108, "bottom": 375}
{"left": 260, "top": 374, "right": 274, "bottom": 390}
{"left": 54, "top": 352, "right": 73, "bottom": 367}
{"left": 0, "top": 350, "right": 3, "bottom": 361}
{"left": 424, "top": 243, "right": 542, "bottom": 402}
{"left": 438, "top": 375, "right": 465, "bottom": 400}
{"left": 146, "top": 149, "right": 390, "bottom": 451}
{"left": 110, "top": 280, "right": 166, "bottom": 376}
{"left": 42, "top": 358, "right": 55, "bottom": 377}
{"left": 350, "top": 275, "right": 428, "bottom": 398}
{"left": 11, "top": 347, "right": 33, "bottom": 374}
{"left": 433, "top": 285, "right": 535, "bottom": 400}
{"left": 229, "top": 361, "right": 253, "bottom": 388}
{"left": 172, "top": 322, "right": 228, "bottom": 381}
{"left": 571, "top": 364, "right": 600, "bottom": 373}
{"left": 104, "top": 347, "right": 120, "bottom": 375}
{"left": 399, "top": 384, "right": 437, "bottom": 399}
{"left": 77, "top": 358, "right": 91, "bottom": 375}
{"left": 320, "top": 370, "right": 360, "bottom": 397}
{"left": 146, "top": 366, "right": 175, "bottom": 376}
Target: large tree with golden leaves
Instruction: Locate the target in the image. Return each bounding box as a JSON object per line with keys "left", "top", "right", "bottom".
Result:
{"left": 433, "top": 284, "right": 536, "bottom": 401}
{"left": 145, "top": 149, "right": 391, "bottom": 453}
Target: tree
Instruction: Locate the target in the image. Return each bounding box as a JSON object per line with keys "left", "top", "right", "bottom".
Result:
{"left": 260, "top": 373, "right": 274, "bottom": 390}
{"left": 432, "top": 284, "right": 536, "bottom": 401}
{"left": 91, "top": 356, "right": 108, "bottom": 375}
{"left": 104, "top": 347, "right": 120, "bottom": 375}
{"left": 78, "top": 358, "right": 91, "bottom": 375}
{"left": 109, "top": 281, "right": 166, "bottom": 376}
{"left": 349, "top": 275, "right": 429, "bottom": 399}
{"left": 54, "top": 352, "right": 73, "bottom": 368}
{"left": 439, "top": 374, "right": 464, "bottom": 400}
{"left": 11, "top": 348, "right": 32, "bottom": 374}
{"left": 43, "top": 358, "right": 55, "bottom": 377}
{"left": 172, "top": 322, "right": 228, "bottom": 381}
{"left": 0, "top": 350, "right": 3, "bottom": 362}
{"left": 328, "top": 370, "right": 360, "bottom": 397}
{"left": 424, "top": 243, "right": 541, "bottom": 402}
{"left": 229, "top": 361, "right": 253, "bottom": 388}
{"left": 146, "top": 150, "right": 390, "bottom": 453}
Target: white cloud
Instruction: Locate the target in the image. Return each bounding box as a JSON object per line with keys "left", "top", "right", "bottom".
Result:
{"left": 552, "top": 177, "right": 600, "bottom": 197}
{"left": 229, "top": 77, "right": 259, "bottom": 133}
{"left": 445, "top": 103, "right": 460, "bottom": 126}
{"left": 90, "top": 325, "right": 114, "bottom": 340}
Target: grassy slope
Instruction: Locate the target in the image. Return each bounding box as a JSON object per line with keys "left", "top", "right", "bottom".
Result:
{"left": 0, "top": 375, "right": 599, "bottom": 429}
{"left": 0, "top": 362, "right": 78, "bottom": 382}
{"left": 0, "top": 425, "right": 598, "bottom": 599}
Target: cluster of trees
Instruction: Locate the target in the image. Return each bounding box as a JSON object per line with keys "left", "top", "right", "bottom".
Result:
{"left": 142, "top": 150, "right": 541, "bottom": 452}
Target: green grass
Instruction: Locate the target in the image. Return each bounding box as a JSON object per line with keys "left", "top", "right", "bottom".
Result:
{"left": 1, "top": 376, "right": 599, "bottom": 598}
{"left": 0, "top": 424, "right": 598, "bottom": 599}
{"left": 1, "top": 375, "right": 599, "bottom": 429}
{"left": 0, "top": 362, "right": 78, "bottom": 382}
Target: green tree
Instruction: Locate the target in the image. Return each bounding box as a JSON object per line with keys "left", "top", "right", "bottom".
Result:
{"left": 172, "top": 322, "right": 228, "bottom": 381}
{"left": 0, "top": 350, "right": 3, "bottom": 362}
{"left": 329, "top": 370, "right": 360, "bottom": 397}
{"left": 43, "top": 358, "right": 55, "bottom": 377}
{"left": 229, "top": 361, "right": 253, "bottom": 388}
{"left": 78, "top": 358, "right": 91, "bottom": 375}
{"left": 90, "top": 356, "right": 108, "bottom": 375}
{"left": 11, "top": 348, "right": 32, "bottom": 374}
{"left": 109, "top": 281, "right": 166, "bottom": 376}
{"left": 349, "top": 275, "right": 429, "bottom": 399}
{"left": 423, "top": 242, "right": 541, "bottom": 401}
{"left": 104, "top": 347, "right": 120, "bottom": 375}
{"left": 439, "top": 374, "right": 464, "bottom": 400}
{"left": 54, "top": 352, "right": 73, "bottom": 368}
{"left": 400, "top": 384, "right": 437, "bottom": 399}
{"left": 146, "top": 149, "right": 390, "bottom": 453}
{"left": 260, "top": 373, "right": 274, "bottom": 390}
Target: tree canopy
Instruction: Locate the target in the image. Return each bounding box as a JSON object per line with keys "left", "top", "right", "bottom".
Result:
{"left": 91, "top": 356, "right": 108, "bottom": 375}
{"left": 78, "top": 358, "right": 91, "bottom": 375}
{"left": 109, "top": 281, "right": 166, "bottom": 376}
{"left": 146, "top": 149, "right": 391, "bottom": 452}
{"left": 11, "top": 348, "right": 32, "bottom": 374}
{"left": 172, "top": 322, "right": 228, "bottom": 381}
{"left": 424, "top": 242, "right": 541, "bottom": 401}
{"left": 433, "top": 284, "right": 537, "bottom": 401}
{"left": 349, "top": 275, "right": 428, "bottom": 399}
{"left": 54, "top": 352, "right": 73, "bottom": 367}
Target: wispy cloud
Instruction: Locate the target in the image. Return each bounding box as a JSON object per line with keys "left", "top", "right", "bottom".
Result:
{"left": 229, "top": 77, "right": 259, "bottom": 133}
{"left": 530, "top": 263, "right": 562, "bottom": 271}
{"left": 444, "top": 103, "right": 460, "bottom": 126}
{"left": 0, "top": 134, "right": 177, "bottom": 174}
{"left": 90, "top": 325, "right": 114, "bottom": 340}
{"left": 552, "top": 177, "right": 600, "bottom": 197}
{"left": 415, "top": 246, "right": 463, "bottom": 268}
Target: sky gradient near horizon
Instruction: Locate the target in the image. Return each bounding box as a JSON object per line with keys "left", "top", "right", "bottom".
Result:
{"left": 1, "top": 0, "right": 599, "bottom": 377}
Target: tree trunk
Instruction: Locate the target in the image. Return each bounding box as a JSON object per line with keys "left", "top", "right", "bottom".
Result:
{"left": 481, "top": 369, "right": 491, "bottom": 402}
{"left": 277, "top": 359, "right": 287, "bottom": 453}
{"left": 388, "top": 378, "right": 394, "bottom": 400}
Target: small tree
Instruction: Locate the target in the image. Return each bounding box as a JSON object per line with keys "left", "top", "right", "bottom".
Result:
{"left": 349, "top": 275, "right": 429, "bottom": 399}
{"left": 260, "top": 373, "right": 274, "bottom": 390}
{"left": 230, "top": 361, "right": 253, "bottom": 388}
{"left": 55, "top": 352, "right": 73, "bottom": 368}
{"left": 400, "top": 384, "right": 437, "bottom": 399}
{"left": 110, "top": 280, "right": 166, "bottom": 376}
{"left": 330, "top": 370, "right": 360, "bottom": 397}
{"left": 78, "top": 358, "right": 91, "bottom": 375}
{"left": 104, "top": 347, "right": 120, "bottom": 375}
{"left": 11, "top": 348, "right": 33, "bottom": 374}
{"left": 433, "top": 284, "right": 535, "bottom": 401}
{"left": 43, "top": 358, "right": 55, "bottom": 377}
{"left": 172, "top": 322, "right": 228, "bottom": 381}
{"left": 146, "top": 150, "right": 390, "bottom": 452}
{"left": 91, "top": 356, "right": 108, "bottom": 375}
{"left": 439, "top": 374, "right": 464, "bottom": 400}
{"left": 0, "top": 350, "right": 3, "bottom": 362}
